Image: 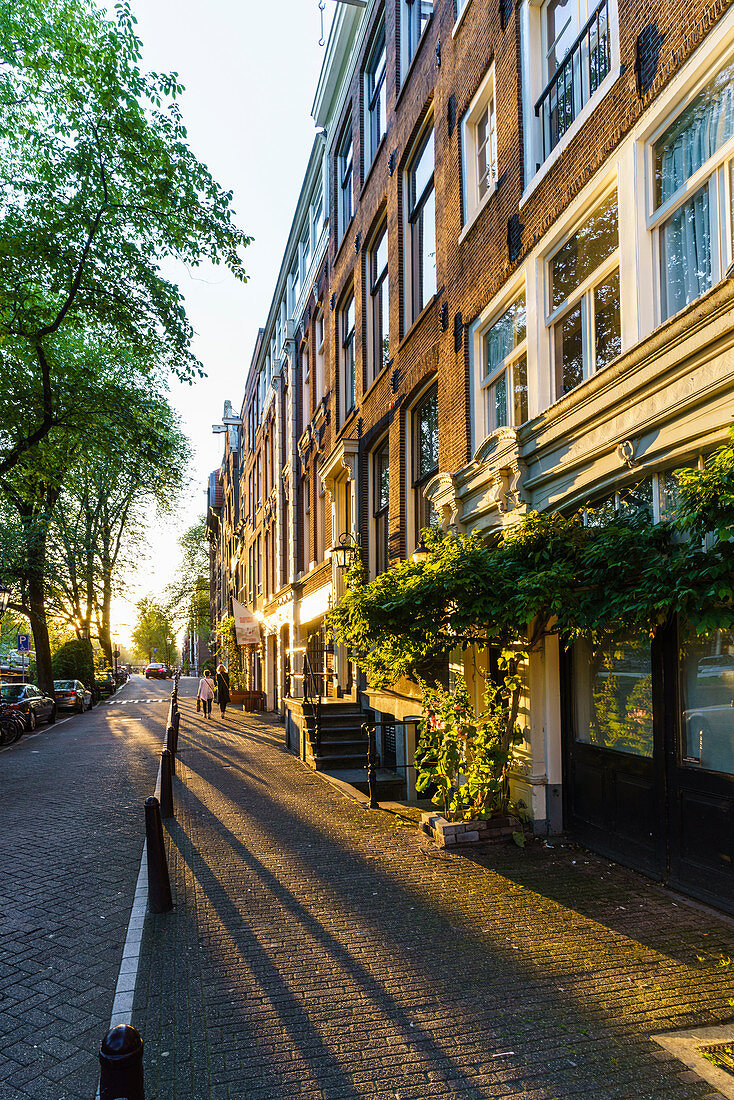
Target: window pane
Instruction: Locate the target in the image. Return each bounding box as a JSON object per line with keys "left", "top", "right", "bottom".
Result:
{"left": 485, "top": 293, "right": 526, "bottom": 378}
{"left": 545, "top": 0, "right": 580, "bottom": 78}
{"left": 654, "top": 57, "right": 734, "bottom": 207}
{"left": 420, "top": 187, "right": 437, "bottom": 308}
{"left": 555, "top": 302, "right": 583, "bottom": 395}
{"left": 381, "top": 280, "right": 390, "bottom": 368}
{"left": 594, "top": 267, "right": 621, "bottom": 371}
{"left": 551, "top": 191, "right": 619, "bottom": 308}
{"left": 513, "top": 354, "right": 529, "bottom": 425}
{"left": 680, "top": 626, "right": 734, "bottom": 775}
{"left": 493, "top": 371, "right": 508, "bottom": 427}
{"left": 574, "top": 636, "right": 654, "bottom": 757}
{"left": 618, "top": 477, "right": 653, "bottom": 518}
{"left": 416, "top": 389, "right": 438, "bottom": 478}
{"left": 374, "top": 229, "right": 388, "bottom": 280}
{"left": 660, "top": 183, "right": 712, "bottom": 320}
{"left": 410, "top": 130, "right": 434, "bottom": 211}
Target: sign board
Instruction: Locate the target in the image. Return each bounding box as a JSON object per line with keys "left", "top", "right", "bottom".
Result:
{"left": 232, "top": 598, "right": 261, "bottom": 646}
{"left": 16, "top": 634, "right": 30, "bottom": 653}
{"left": 151, "top": 647, "right": 157, "bottom": 654}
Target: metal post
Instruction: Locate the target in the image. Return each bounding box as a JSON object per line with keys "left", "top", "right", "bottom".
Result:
{"left": 160, "top": 750, "right": 174, "bottom": 819}
{"left": 99, "top": 1023, "right": 145, "bottom": 1100}
{"left": 165, "top": 727, "right": 176, "bottom": 772}
{"left": 144, "top": 796, "right": 172, "bottom": 914}
{"left": 364, "top": 722, "right": 379, "bottom": 809}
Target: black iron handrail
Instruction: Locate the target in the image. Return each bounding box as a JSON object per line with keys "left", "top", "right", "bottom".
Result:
{"left": 302, "top": 650, "right": 322, "bottom": 757}
{"left": 534, "top": 0, "right": 610, "bottom": 159}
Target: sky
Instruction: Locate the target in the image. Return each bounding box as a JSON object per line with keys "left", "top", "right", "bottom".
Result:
{"left": 112, "top": 0, "right": 335, "bottom": 646}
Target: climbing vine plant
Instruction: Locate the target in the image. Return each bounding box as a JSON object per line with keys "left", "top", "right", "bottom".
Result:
{"left": 326, "top": 425, "right": 734, "bottom": 688}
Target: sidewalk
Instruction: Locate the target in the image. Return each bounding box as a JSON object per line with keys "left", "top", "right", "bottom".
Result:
{"left": 132, "top": 696, "right": 734, "bottom": 1100}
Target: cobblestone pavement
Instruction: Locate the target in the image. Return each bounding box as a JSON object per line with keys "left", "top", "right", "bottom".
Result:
{"left": 134, "top": 689, "right": 734, "bottom": 1100}
{"left": 0, "top": 675, "right": 165, "bottom": 1100}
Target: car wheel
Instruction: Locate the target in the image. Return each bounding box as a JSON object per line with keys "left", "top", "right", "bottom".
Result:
{"left": 76, "top": 699, "right": 84, "bottom": 714}
{"left": 47, "top": 707, "right": 56, "bottom": 725}
{"left": 26, "top": 711, "right": 37, "bottom": 733}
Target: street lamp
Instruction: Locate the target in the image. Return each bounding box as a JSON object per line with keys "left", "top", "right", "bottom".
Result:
{"left": 331, "top": 532, "right": 361, "bottom": 570}
{"left": 412, "top": 535, "right": 431, "bottom": 564}
{"left": 0, "top": 583, "right": 10, "bottom": 616}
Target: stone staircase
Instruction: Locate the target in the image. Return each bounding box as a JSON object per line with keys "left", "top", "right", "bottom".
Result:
{"left": 304, "top": 699, "right": 405, "bottom": 800}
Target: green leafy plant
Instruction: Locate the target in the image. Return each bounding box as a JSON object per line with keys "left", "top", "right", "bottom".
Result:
{"left": 415, "top": 660, "right": 525, "bottom": 822}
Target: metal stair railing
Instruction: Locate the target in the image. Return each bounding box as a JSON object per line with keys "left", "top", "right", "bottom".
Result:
{"left": 302, "top": 650, "right": 322, "bottom": 758}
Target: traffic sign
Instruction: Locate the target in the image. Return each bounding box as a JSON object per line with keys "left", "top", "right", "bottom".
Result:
{"left": 16, "top": 634, "right": 30, "bottom": 653}
{"left": 151, "top": 647, "right": 157, "bottom": 654}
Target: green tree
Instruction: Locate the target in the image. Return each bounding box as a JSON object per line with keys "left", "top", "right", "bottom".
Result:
{"left": 0, "top": 0, "right": 249, "bottom": 474}
{"left": 131, "top": 596, "right": 177, "bottom": 666}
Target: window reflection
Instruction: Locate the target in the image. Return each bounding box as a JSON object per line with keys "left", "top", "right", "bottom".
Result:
{"left": 575, "top": 636, "right": 654, "bottom": 757}
{"left": 680, "top": 627, "right": 734, "bottom": 775}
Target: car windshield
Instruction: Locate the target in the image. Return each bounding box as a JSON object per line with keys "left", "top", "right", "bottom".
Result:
{"left": 0, "top": 685, "right": 24, "bottom": 700}
{"left": 54, "top": 681, "right": 75, "bottom": 689}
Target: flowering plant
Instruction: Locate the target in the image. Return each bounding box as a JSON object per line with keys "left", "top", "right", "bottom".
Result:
{"left": 415, "top": 655, "right": 525, "bottom": 822}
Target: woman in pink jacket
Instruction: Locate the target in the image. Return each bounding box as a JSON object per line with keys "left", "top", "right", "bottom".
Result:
{"left": 197, "top": 669, "right": 215, "bottom": 719}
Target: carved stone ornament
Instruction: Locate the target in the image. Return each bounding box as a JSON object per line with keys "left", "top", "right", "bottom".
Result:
{"left": 617, "top": 439, "right": 637, "bottom": 468}
{"left": 424, "top": 472, "right": 461, "bottom": 531}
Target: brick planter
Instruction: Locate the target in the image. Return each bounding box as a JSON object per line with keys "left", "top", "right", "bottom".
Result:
{"left": 420, "top": 812, "right": 521, "bottom": 848}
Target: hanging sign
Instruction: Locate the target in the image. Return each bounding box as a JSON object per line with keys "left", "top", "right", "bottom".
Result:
{"left": 232, "top": 599, "right": 261, "bottom": 646}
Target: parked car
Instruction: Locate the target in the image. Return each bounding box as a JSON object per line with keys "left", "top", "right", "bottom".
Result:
{"left": 145, "top": 663, "right": 169, "bottom": 679}
{"left": 0, "top": 683, "right": 56, "bottom": 731}
{"left": 95, "top": 671, "right": 116, "bottom": 697}
{"left": 53, "top": 679, "right": 92, "bottom": 713}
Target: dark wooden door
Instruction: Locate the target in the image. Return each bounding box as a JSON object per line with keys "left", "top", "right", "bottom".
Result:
{"left": 563, "top": 635, "right": 666, "bottom": 878}
{"left": 665, "top": 621, "right": 734, "bottom": 914}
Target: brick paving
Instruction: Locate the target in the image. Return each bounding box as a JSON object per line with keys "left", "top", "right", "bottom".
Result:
{"left": 0, "top": 676, "right": 165, "bottom": 1100}
{"left": 134, "top": 684, "right": 734, "bottom": 1100}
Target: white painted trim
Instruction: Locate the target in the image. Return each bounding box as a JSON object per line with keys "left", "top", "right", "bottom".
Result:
{"left": 452, "top": 0, "right": 473, "bottom": 37}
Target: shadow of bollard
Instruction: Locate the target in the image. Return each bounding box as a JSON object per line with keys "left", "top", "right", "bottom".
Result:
{"left": 144, "top": 796, "right": 172, "bottom": 913}
{"left": 99, "top": 1023, "right": 145, "bottom": 1100}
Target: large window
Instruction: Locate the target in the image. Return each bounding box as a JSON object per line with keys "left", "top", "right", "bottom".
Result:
{"left": 481, "top": 291, "right": 528, "bottom": 436}
{"left": 403, "top": 0, "right": 432, "bottom": 70}
{"left": 368, "top": 223, "right": 389, "bottom": 383}
{"left": 652, "top": 55, "right": 734, "bottom": 322}
{"left": 301, "top": 344, "right": 310, "bottom": 430}
{"left": 373, "top": 440, "right": 390, "bottom": 575}
{"left": 574, "top": 635, "right": 653, "bottom": 758}
{"left": 537, "top": 0, "right": 611, "bottom": 160}
{"left": 462, "top": 67, "right": 497, "bottom": 225}
{"left": 314, "top": 311, "right": 325, "bottom": 404}
{"left": 337, "top": 124, "right": 353, "bottom": 242}
{"left": 548, "top": 189, "right": 620, "bottom": 399}
{"left": 302, "top": 476, "right": 311, "bottom": 573}
{"left": 340, "top": 294, "right": 356, "bottom": 422}
{"left": 365, "top": 25, "right": 387, "bottom": 169}
{"left": 412, "top": 386, "right": 439, "bottom": 536}
{"left": 406, "top": 125, "right": 437, "bottom": 324}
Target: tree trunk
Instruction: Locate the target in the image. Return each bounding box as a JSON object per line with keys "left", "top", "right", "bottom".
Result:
{"left": 27, "top": 545, "right": 53, "bottom": 694}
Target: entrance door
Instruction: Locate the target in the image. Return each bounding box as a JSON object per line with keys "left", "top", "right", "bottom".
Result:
{"left": 666, "top": 623, "right": 734, "bottom": 913}
{"left": 564, "top": 634, "right": 665, "bottom": 877}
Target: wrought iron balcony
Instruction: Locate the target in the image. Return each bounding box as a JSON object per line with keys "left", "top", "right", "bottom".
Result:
{"left": 535, "top": 0, "right": 611, "bottom": 161}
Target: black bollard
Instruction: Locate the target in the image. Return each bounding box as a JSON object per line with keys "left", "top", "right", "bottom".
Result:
{"left": 99, "top": 1023, "right": 145, "bottom": 1100}
{"left": 144, "top": 796, "right": 172, "bottom": 913}
{"left": 165, "top": 726, "right": 176, "bottom": 771}
{"left": 160, "top": 750, "right": 174, "bottom": 819}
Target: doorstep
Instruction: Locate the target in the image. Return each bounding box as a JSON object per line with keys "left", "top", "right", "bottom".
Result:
{"left": 652, "top": 1022, "right": 734, "bottom": 1098}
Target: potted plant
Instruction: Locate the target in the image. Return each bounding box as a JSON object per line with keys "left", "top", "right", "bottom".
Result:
{"left": 416, "top": 654, "right": 526, "bottom": 847}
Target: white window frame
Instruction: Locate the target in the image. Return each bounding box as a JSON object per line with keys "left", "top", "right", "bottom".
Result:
{"left": 476, "top": 288, "right": 529, "bottom": 442}
{"left": 401, "top": 0, "right": 433, "bottom": 76}
{"left": 301, "top": 343, "right": 310, "bottom": 430}
{"left": 406, "top": 382, "right": 439, "bottom": 552}
{"left": 365, "top": 23, "right": 387, "bottom": 170}
{"left": 337, "top": 123, "right": 353, "bottom": 242}
{"left": 367, "top": 220, "right": 389, "bottom": 385}
{"left": 340, "top": 292, "right": 356, "bottom": 424}
{"left": 314, "top": 311, "right": 325, "bottom": 405}
{"left": 460, "top": 65, "right": 498, "bottom": 234}
{"left": 644, "top": 49, "right": 734, "bottom": 326}
{"left": 370, "top": 436, "right": 390, "bottom": 578}
{"left": 544, "top": 186, "right": 621, "bottom": 401}
{"left": 404, "top": 120, "right": 437, "bottom": 329}
{"left": 519, "top": 0, "right": 620, "bottom": 198}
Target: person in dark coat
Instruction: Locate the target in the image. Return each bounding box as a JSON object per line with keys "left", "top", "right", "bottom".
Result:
{"left": 216, "top": 664, "right": 230, "bottom": 717}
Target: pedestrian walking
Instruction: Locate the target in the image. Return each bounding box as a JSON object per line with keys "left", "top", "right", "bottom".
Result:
{"left": 197, "top": 669, "right": 215, "bottom": 718}
{"left": 216, "top": 664, "right": 230, "bottom": 718}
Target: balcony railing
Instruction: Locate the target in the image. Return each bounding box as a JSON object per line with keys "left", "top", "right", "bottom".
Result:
{"left": 535, "top": 0, "right": 610, "bottom": 162}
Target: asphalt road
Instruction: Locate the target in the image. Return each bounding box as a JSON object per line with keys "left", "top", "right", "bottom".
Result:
{"left": 0, "top": 673, "right": 174, "bottom": 1100}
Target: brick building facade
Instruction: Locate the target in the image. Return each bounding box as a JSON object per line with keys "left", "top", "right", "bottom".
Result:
{"left": 208, "top": 0, "right": 734, "bottom": 912}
